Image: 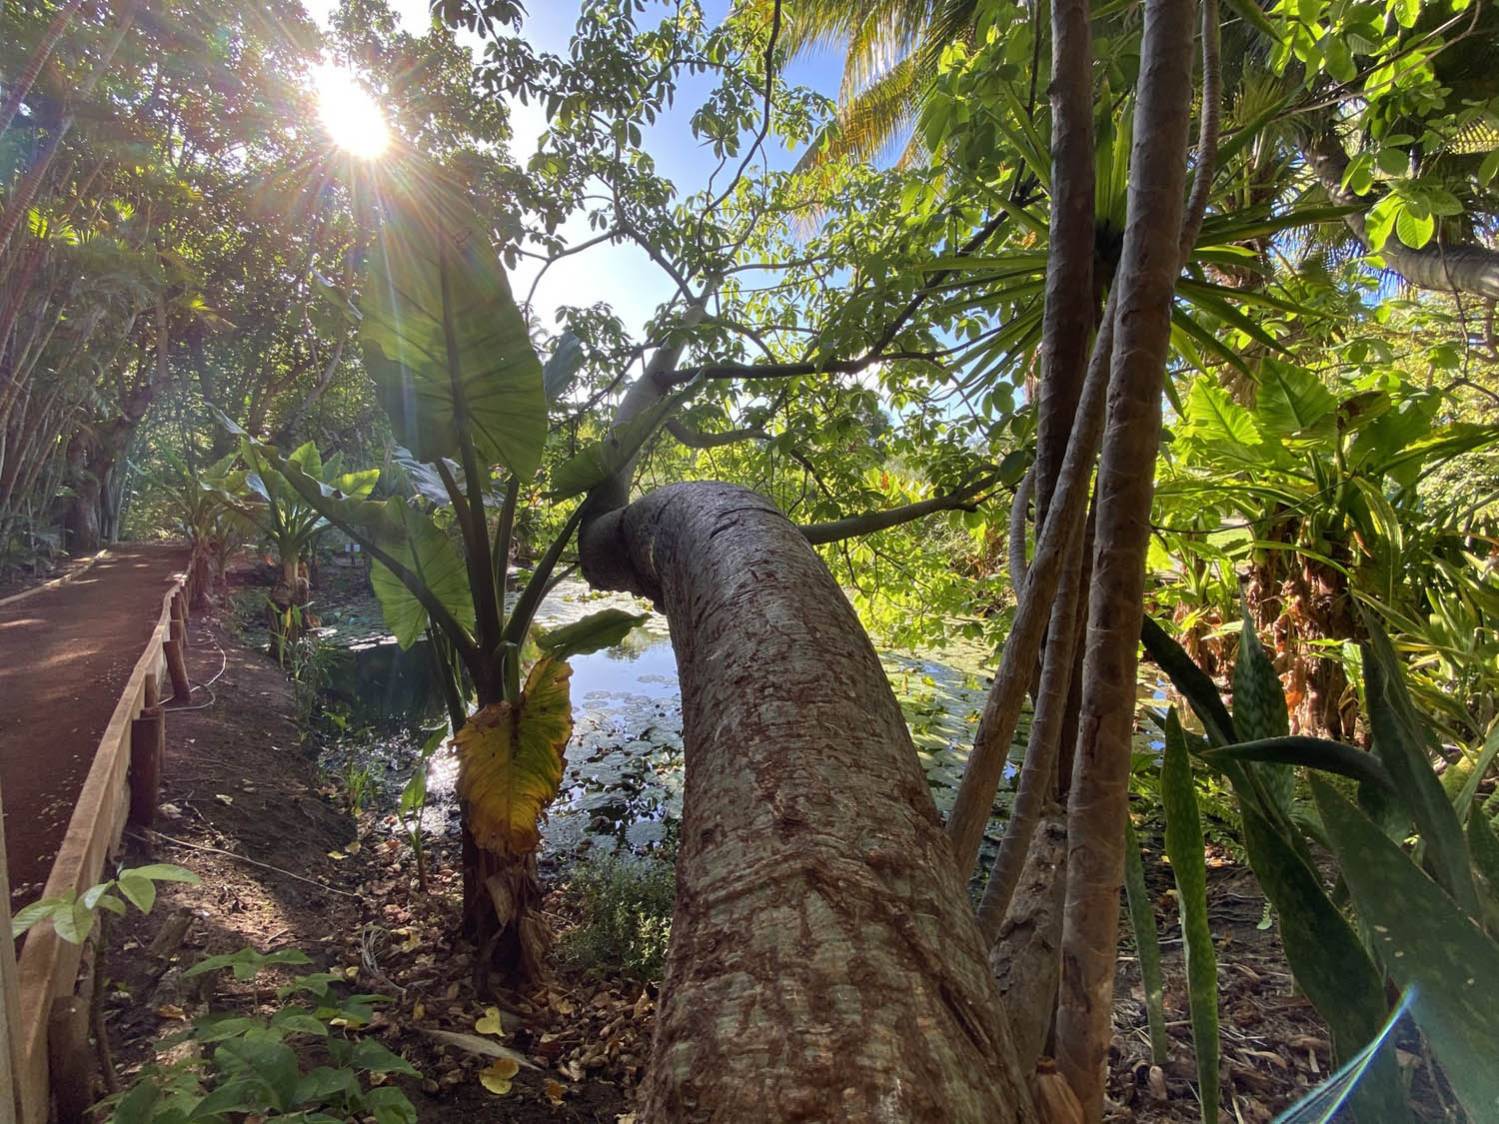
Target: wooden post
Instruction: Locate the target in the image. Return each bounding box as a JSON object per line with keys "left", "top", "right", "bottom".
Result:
{"left": 45, "top": 997, "right": 91, "bottom": 1124}
{"left": 163, "top": 638, "right": 190, "bottom": 702}
{"left": 169, "top": 614, "right": 187, "bottom": 652}
{"left": 128, "top": 707, "right": 164, "bottom": 828}
{"left": 0, "top": 776, "right": 23, "bottom": 1124}
{"left": 143, "top": 666, "right": 160, "bottom": 710}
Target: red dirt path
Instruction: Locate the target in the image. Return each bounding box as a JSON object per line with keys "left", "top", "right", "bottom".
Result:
{"left": 1, "top": 543, "right": 189, "bottom": 910}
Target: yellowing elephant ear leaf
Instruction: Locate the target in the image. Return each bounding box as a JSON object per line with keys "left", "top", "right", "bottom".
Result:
{"left": 454, "top": 658, "right": 573, "bottom": 857}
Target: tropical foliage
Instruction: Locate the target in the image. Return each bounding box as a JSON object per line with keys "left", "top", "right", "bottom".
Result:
{"left": 3, "top": 0, "right": 1497, "bottom": 1117}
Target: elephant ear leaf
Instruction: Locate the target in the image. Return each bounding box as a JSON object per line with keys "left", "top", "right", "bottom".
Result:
{"left": 535, "top": 609, "right": 648, "bottom": 661}
{"left": 365, "top": 497, "right": 475, "bottom": 650}
{"left": 362, "top": 187, "right": 545, "bottom": 480}
{"left": 454, "top": 658, "right": 573, "bottom": 857}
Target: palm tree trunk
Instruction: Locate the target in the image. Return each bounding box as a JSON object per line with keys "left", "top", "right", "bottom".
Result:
{"left": 1053, "top": 0, "right": 1197, "bottom": 1116}
{"left": 0, "top": 0, "right": 138, "bottom": 261}
{"left": 581, "top": 481, "right": 1036, "bottom": 1121}
{"left": 0, "top": 0, "right": 86, "bottom": 139}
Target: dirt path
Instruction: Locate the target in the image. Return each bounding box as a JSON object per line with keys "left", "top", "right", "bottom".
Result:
{"left": 1, "top": 542, "right": 189, "bottom": 908}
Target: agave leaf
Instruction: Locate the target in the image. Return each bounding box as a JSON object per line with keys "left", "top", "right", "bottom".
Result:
{"left": 455, "top": 658, "right": 572, "bottom": 857}
{"left": 1139, "top": 615, "right": 1236, "bottom": 748}
{"left": 1275, "top": 990, "right": 1414, "bottom": 1124}
{"left": 1234, "top": 605, "right": 1294, "bottom": 816}
{"left": 1201, "top": 737, "right": 1394, "bottom": 795}
{"left": 1123, "top": 818, "right": 1170, "bottom": 1065}
{"left": 1361, "top": 618, "right": 1478, "bottom": 915}
{"left": 1236, "top": 801, "right": 1404, "bottom": 1120}
{"left": 1313, "top": 778, "right": 1499, "bottom": 1121}
{"left": 1161, "top": 711, "right": 1219, "bottom": 1122}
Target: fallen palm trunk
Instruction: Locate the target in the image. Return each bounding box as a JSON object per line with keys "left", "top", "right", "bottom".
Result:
{"left": 581, "top": 481, "right": 1035, "bottom": 1122}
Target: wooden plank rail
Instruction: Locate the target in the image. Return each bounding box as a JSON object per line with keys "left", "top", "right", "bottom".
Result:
{"left": 6, "top": 571, "right": 186, "bottom": 1124}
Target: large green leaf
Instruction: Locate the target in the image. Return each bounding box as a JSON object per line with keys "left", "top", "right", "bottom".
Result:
{"left": 542, "top": 331, "right": 585, "bottom": 402}
{"left": 454, "top": 657, "right": 573, "bottom": 857}
{"left": 535, "top": 609, "right": 648, "bottom": 661}
{"left": 1313, "top": 779, "right": 1499, "bottom": 1121}
{"left": 550, "top": 380, "right": 700, "bottom": 499}
{"left": 1362, "top": 620, "right": 1479, "bottom": 915}
{"left": 1255, "top": 360, "right": 1336, "bottom": 439}
{"left": 1139, "top": 615, "right": 1236, "bottom": 747}
{"left": 1201, "top": 736, "right": 1395, "bottom": 795}
{"left": 1161, "top": 711, "right": 1219, "bottom": 1123}
{"left": 268, "top": 448, "right": 475, "bottom": 650}
{"left": 362, "top": 189, "right": 545, "bottom": 478}
{"left": 1123, "top": 818, "right": 1170, "bottom": 1065}
{"left": 1181, "top": 378, "right": 1265, "bottom": 462}
{"left": 365, "top": 498, "right": 475, "bottom": 650}
{"left": 1236, "top": 801, "right": 1404, "bottom": 1121}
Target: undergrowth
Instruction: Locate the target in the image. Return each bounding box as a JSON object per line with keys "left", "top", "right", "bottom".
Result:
{"left": 558, "top": 850, "right": 676, "bottom": 983}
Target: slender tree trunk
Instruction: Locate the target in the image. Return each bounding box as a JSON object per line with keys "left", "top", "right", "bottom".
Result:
{"left": 0, "top": 0, "right": 139, "bottom": 260}
{"left": 1054, "top": 0, "right": 1196, "bottom": 1116}
{"left": 581, "top": 482, "right": 1035, "bottom": 1122}
{"left": 946, "top": 291, "right": 1118, "bottom": 877}
{"left": 0, "top": 0, "right": 86, "bottom": 138}
{"left": 975, "top": 0, "right": 1100, "bottom": 939}
{"left": 1032, "top": 0, "right": 1096, "bottom": 532}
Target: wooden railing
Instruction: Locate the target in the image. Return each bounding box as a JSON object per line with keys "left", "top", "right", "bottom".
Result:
{"left": 1, "top": 571, "right": 188, "bottom": 1124}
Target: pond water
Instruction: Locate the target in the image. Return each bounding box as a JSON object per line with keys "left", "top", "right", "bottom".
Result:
{"left": 315, "top": 579, "right": 1029, "bottom": 871}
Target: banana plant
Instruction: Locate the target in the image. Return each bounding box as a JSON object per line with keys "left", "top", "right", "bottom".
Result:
{"left": 233, "top": 182, "right": 646, "bottom": 986}
{"left": 1141, "top": 610, "right": 1499, "bottom": 1121}
{"left": 218, "top": 438, "right": 378, "bottom": 657}
{"left": 220, "top": 439, "right": 378, "bottom": 598}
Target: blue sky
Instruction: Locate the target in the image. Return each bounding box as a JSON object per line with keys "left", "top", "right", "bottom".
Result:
{"left": 305, "top": 0, "right": 843, "bottom": 336}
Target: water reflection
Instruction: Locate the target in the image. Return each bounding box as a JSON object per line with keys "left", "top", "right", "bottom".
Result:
{"left": 318, "top": 581, "right": 1024, "bottom": 868}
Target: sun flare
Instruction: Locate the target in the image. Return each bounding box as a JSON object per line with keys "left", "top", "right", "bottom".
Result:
{"left": 313, "top": 64, "right": 389, "bottom": 159}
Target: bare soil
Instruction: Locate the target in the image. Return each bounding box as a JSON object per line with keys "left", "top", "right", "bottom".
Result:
{"left": 1, "top": 543, "right": 190, "bottom": 908}
{"left": 104, "top": 572, "right": 639, "bottom": 1122}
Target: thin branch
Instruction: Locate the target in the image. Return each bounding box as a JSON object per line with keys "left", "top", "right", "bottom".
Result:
{"left": 800, "top": 474, "right": 998, "bottom": 544}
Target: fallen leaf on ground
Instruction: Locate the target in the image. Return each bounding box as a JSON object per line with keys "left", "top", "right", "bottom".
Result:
{"left": 479, "top": 1057, "right": 519, "bottom": 1095}
{"left": 154, "top": 1004, "right": 188, "bottom": 1021}
{"left": 416, "top": 1028, "right": 538, "bottom": 1069}
{"left": 474, "top": 1006, "right": 504, "bottom": 1036}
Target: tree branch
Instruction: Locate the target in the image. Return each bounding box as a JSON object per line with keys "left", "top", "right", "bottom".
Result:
{"left": 665, "top": 417, "right": 770, "bottom": 448}
{"left": 799, "top": 475, "right": 998, "bottom": 545}
{"left": 1303, "top": 129, "right": 1499, "bottom": 299}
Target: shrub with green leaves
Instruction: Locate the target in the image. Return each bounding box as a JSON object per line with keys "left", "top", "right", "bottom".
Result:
{"left": 559, "top": 851, "right": 675, "bottom": 983}
{"left": 11, "top": 864, "right": 199, "bottom": 943}
{"left": 1142, "top": 608, "right": 1499, "bottom": 1121}
{"left": 105, "top": 956, "right": 417, "bottom": 1124}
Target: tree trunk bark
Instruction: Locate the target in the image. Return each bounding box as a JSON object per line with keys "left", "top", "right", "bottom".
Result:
{"left": 1033, "top": 0, "right": 1097, "bottom": 532}
{"left": 1054, "top": 0, "right": 1196, "bottom": 1116}
{"left": 581, "top": 482, "right": 1035, "bottom": 1122}
{"left": 1302, "top": 129, "right": 1499, "bottom": 299}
